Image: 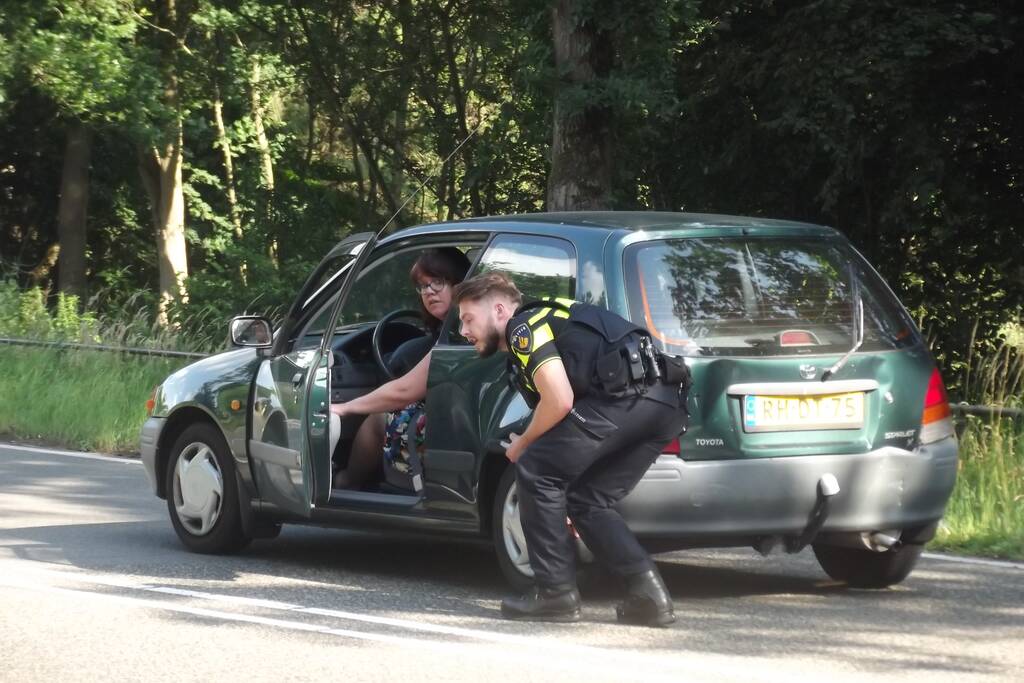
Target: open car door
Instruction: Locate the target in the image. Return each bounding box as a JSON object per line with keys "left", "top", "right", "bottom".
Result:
{"left": 248, "top": 232, "right": 374, "bottom": 517}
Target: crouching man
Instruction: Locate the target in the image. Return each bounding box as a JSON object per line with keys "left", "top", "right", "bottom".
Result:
{"left": 453, "top": 272, "right": 690, "bottom": 627}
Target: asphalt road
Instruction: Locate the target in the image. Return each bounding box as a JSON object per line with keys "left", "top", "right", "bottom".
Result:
{"left": 1, "top": 443, "right": 1022, "bottom": 683}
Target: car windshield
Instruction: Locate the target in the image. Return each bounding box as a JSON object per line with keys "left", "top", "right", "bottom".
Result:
{"left": 624, "top": 237, "right": 920, "bottom": 357}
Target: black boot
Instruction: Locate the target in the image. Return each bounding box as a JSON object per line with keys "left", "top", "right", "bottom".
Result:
{"left": 501, "top": 585, "right": 581, "bottom": 622}
{"left": 616, "top": 568, "right": 675, "bottom": 627}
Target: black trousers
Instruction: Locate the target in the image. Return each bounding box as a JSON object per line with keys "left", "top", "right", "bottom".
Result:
{"left": 514, "top": 391, "right": 686, "bottom": 588}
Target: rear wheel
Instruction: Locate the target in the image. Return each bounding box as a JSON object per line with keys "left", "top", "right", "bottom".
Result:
{"left": 491, "top": 466, "right": 595, "bottom": 591}
{"left": 166, "top": 423, "right": 251, "bottom": 554}
{"left": 812, "top": 541, "right": 924, "bottom": 588}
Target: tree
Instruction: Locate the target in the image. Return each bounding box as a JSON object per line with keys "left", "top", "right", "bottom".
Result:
{"left": 547, "top": 0, "right": 614, "bottom": 210}
{"left": 3, "top": 0, "right": 143, "bottom": 300}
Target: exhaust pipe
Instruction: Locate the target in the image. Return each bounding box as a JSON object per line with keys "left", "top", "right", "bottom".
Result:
{"left": 861, "top": 530, "right": 901, "bottom": 552}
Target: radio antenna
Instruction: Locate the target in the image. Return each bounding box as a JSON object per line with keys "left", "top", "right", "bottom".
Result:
{"left": 375, "top": 116, "right": 487, "bottom": 238}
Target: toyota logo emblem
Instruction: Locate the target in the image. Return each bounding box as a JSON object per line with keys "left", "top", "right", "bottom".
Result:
{"left": 799, "top": 364, "right": 818, "bottom": 380}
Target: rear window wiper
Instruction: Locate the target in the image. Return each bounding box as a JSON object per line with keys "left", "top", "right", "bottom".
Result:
{"left": 821, "top": 271, "right": 864, "bottom": 382}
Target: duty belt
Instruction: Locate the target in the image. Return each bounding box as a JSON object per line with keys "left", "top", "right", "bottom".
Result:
{"left": 595, "top": 335, "right": 690, "bottom": 399}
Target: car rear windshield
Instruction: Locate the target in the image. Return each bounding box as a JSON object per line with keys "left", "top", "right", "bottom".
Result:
{"left": 624, "top": 237, "right": 921, "bottom": 357}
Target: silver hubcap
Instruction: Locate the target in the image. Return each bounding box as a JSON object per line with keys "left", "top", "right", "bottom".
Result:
{"left": 172, "top": 442, "right": 224, "bottom": 536}
{"left": 501, "top": 482, "right": 535, "bottom": 578}
{"left": 501, "top": 481, "right": 595, "bottom": 578}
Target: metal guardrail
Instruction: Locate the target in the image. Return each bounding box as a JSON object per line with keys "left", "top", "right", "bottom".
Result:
{"left": 3, "top": 336, "right": 1022, "bottom": 419}
{"left": 0, "top": 336, "right": 209, "bottom": 360}
{"left": 952, "top": 403, "right": 1024, "bottom": 420}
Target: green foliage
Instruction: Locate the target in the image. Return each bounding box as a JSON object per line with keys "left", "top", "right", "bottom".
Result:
{"left": 933, "top": 416, "right": 1024, "bottom": 559}
{"left": 0, "top": 346, "right": 187, "bottom": 453}
{"left": 0, "top": 280, "right": 98, "bottom": 341}
{"left": 1, "top": 0, "right": 1021, "bottom": 401}
{"left": 663, "top": 0, "right": 1023, "bottom": 394}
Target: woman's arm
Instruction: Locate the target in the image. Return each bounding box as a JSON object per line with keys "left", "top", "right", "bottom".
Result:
{"left": 330, "top": 351, "right": 432, "bottom": 417}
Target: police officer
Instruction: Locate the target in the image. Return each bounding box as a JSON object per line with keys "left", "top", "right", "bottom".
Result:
{"left": 453, "top": 272, "right": 690, "bottom": 627}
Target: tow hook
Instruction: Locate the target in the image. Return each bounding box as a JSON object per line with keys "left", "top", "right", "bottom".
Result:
{"left": 785, "top": 474, "right": 841, "bottom": 553}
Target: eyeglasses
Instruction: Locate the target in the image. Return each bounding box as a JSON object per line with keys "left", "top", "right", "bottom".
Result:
{"left": 415, "top": 278, "right": 448, "bottom": 294}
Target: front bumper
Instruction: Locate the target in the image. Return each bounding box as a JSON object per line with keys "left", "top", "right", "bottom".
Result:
{"left": 621, "top": 437, "right": 958, "bottom": 540}
{"left": 139, "top": 416, "right": 166, "bottom": 496}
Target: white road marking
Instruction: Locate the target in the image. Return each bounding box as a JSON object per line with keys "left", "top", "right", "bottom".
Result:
{"left": 0, "top": 558, "right": 877, "bottom": 683}
{"left": 0, "top": 442, "right": 141, "bottom": 465}
{"left": 0, "top": 573, "right": 690, "bottom": 683}
{"left": 923, "top": 552, "right": 1024, "bottom": 571}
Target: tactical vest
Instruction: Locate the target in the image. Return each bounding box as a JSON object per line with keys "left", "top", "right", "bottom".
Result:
{"left": 506, "top": 298, "right": 690, "bottom": 409}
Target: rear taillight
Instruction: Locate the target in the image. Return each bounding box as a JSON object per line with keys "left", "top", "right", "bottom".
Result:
{"left": 920, "top": 369, "right": 954, "bottom": 444}
{"left": 662, "top": 438, "right": 681, "bottom": 455}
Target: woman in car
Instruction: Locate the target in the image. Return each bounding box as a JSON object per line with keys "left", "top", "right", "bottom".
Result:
{"left": 330, "top": 247, "right": 471, "bottom": 489}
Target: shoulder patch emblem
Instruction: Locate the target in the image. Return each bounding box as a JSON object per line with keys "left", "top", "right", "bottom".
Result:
{"left": 511, "top": 322, "right": 532, "bottom": 353}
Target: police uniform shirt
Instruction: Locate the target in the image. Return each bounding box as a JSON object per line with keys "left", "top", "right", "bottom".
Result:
{"left": 505, "top": 298, "right": 686, "bottom": 410}
{"left": 505, "top": 297, "right": 620, "bottom": 402}
{"left": 506, "top": 298, "right": 577, "bottom": 397}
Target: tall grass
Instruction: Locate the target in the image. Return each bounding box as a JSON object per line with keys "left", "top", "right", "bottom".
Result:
{"left": 0, "top": 280, "right": 229, "bottom": 354}
{"left": 934, "top": 420, "right": 1024, "bottom": 558}
{"left": 0, "top": 346, "right": 188, "bottom": 453}
{"left": 933, "top": 330, "right": 1024, "bottom": 559}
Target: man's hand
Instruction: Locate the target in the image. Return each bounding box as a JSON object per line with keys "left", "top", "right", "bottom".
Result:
{"left": 502, "top": 432, "right": 524, "bottom": 462}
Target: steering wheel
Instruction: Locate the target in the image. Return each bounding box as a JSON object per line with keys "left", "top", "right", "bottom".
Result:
{"left": 372, "top": 309, "right": 426, "bottom": 380}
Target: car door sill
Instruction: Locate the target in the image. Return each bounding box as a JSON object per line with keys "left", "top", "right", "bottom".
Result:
{"left": 326, "top": 489, "right": 421, "bottom": 509}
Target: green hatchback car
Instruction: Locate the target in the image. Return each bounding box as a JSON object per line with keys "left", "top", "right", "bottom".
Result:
{"left": 140, "top": 212, "right": 958, "bottom": 589}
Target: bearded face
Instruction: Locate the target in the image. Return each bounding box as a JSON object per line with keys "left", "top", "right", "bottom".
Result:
{"left": 477, "top": 325, "right": 502, "bottom": 358}
{"left": 458, "top": 298, "right": 506, "bottom": 357}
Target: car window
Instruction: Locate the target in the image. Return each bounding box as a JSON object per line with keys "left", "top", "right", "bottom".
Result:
{"left": 624, "top": 237, "right": 921, "bottom": 357}
{"left": 336, "top": 249, "right": 424, "bottom": 327}
{"left": 293, "top": 293, "right": 340, "bottom": 351}
{"left": 475, "top": 234, "right": 577, "bottom": 300}
{"left": 441, "top": 234, "right": 577, "bottom": 345}
{"left": 335, "top": 241, "right": 482, "bottom": 330}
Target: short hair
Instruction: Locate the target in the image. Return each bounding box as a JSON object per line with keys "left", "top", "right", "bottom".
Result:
{"left": 409, "top": 247, "right": 472, "bottom": 333}
{"left": 453, "top": 272, "right": 523, "bottom": 308}
{"left": 409, "top": 247, "right": 471, "bottom": 287}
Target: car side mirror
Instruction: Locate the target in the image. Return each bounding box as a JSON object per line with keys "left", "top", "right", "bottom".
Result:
{"left": 230, "top": 316, "right": 273, "bottom": 348}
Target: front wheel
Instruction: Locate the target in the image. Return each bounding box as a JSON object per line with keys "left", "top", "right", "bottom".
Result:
{"left": 491, "top": 465, "right": 594, "bottom": 591}
{"left": 812, "top": 541, "right": 924, "bottom": 588}
{"left": 166, "top": 423, "right": 251, "bottom": 554}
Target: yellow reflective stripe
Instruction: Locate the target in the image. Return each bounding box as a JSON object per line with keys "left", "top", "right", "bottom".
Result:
{"left": 530, "top": 355, "right": 561, "bottom": 379}
{"left": 553, "top": 309, "right": 570, "bottom": 319}
{"left": 532, "top": 322, "right": 555, "bottom": 350}
{"left": 528, "top": 307, "right": 551, "bottom": 325}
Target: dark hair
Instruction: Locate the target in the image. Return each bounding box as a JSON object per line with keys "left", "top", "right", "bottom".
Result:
{"left": 410, "top": 247, "right": 471, "bottom": 334}
{"left": 452, "top": 272, "right": 523, "bottom": 308}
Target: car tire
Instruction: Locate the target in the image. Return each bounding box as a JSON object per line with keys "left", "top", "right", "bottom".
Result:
{"left": 491, "top": 465, "right": 596, "bottom": 591}
{"left": 165, "top": 423, "right": 251, "bottom": 554}
{"left": 812, "top": 541, "right": 924, "bottom": 588}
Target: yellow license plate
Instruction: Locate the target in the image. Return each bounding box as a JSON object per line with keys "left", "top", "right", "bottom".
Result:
{"left": 743, "top": 392, "right": 864, "bottom": 432}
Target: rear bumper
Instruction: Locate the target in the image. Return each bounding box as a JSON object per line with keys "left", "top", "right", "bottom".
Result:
{"left": 621, "top": 437, "right": 958, "bottom": 540}
{"left": 139, "top": 416, "right": 166, "bottom": 496}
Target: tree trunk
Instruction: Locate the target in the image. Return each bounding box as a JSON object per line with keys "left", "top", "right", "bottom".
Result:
{"left": 250, "top": 60, "right": 276, "bottom": 192}
{"left": 139, "top": 134, "right": 188, "bottom": 325}
{"left": 56, "top": 120, "right": 92, "bottom": 302}
{"left": 137, "top": 0, "right": 190, "bottom": 326}
{"left": 546, "top": 0, "right": 614, "bottom": 211}
{"left": 250, "top": 58, "right": 279, "bottom": 266}
{"left": 213, "top": 85, "right": 246, "bottom": 285}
